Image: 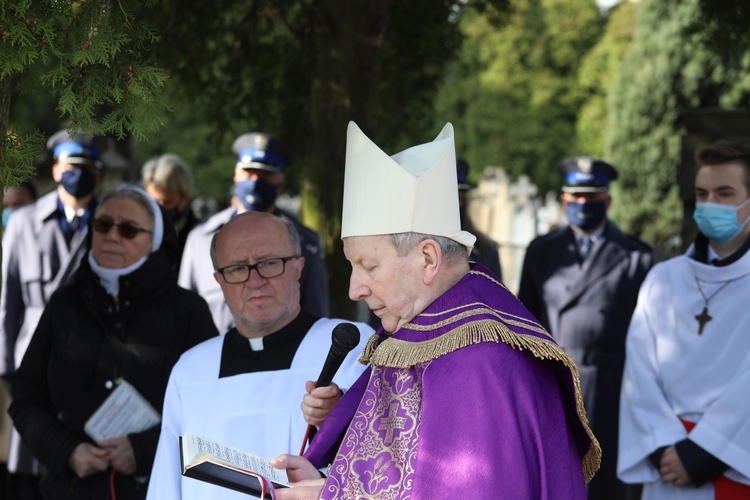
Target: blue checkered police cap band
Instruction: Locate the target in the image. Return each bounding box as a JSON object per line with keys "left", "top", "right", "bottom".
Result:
{"left": 53, "top": 141, "right": 102, "bottom": 166}
{"left": 561, "top": 171, "right": 612, "bottom": 192}
{"left": 232, "top": 132, "right": 291, "bottom": 173}
{"left": 559, "top": 156, "right": 618, "bottom": 193}
{"left": 236, "top": 147, "right": 287, "bottom": 172}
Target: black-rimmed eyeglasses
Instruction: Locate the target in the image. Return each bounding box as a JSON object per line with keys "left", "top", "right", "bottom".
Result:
{"left": 216, "top": 256, "right": 299, "bottom": 284}
{"left": 93, "top": 217, "right": 153, "bottom": 240}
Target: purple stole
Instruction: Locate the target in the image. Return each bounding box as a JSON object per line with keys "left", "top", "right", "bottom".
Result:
{"left": 306, "top": 264, "right": 600, "bottom": 499}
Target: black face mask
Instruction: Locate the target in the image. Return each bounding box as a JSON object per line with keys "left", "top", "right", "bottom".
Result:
{"left": 565, "top": 200, "right": 607, "bottom": 231}
{"left": 60, "top": 167, "right": 97, "bottom": 198}
{"left": 166, "top": 206, "right": 186, "bottom": 224}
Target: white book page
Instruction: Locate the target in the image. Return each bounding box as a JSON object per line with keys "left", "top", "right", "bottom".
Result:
{"left": 84, "top": 379, "right": 161, "bottom": 442}
{"left": 183, "top": 432, "right": 289, "bottom": 485}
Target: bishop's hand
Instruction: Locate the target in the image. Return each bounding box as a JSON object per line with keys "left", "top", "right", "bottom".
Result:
{"left": 270, "top": 454, "right": 325, "bottom": 499}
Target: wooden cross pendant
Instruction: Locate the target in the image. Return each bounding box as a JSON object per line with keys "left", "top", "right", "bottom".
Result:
{"left": 695, "top": 306, "right": 712, "bottom": 335}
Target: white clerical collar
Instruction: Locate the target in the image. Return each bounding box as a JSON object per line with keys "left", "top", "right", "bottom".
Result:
{"left": 707, "top": 245, "right": 721, "bottom": 264}
{"left": 688, "top": 240, "right": 750, "bottom": 283}
{"left": 248, "top": 337, "right": 264, "bottom": 351}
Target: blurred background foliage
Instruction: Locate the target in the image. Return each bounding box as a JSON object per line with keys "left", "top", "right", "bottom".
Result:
{"left": 4, "top": 0, "right": 750, "bottom": 313}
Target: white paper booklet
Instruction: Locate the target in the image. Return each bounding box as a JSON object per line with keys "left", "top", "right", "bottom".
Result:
{"left": 84, "top": 379, "right": 161, "bottom": 442}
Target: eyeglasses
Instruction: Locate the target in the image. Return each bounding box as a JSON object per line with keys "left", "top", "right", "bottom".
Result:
{"left": 92, "top": 217, "right": 153, "bottom": 239}
{"left": 216, "top": 256, "right": 299, "bottom": 284}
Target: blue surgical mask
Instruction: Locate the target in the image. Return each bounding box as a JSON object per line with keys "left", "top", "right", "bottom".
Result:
{"left": 233, "top": 179, "right": 277, "bottom": 212}
{"left": 2, "top": 208, "right": 14, "bottom": 229}
{"left": 693, "top": 200, "right": 750, "bottom": 243}
{"left": 60, "top": 167, "right": 97, "bottom": 198}
{"left": 565, "top": 200, "right": 607, "bottom": 232}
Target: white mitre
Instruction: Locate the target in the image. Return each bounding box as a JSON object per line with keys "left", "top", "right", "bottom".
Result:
{"left": 341, "top": 121, "right": 476, "bottom": 250}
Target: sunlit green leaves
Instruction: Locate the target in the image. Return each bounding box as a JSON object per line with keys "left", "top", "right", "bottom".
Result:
{"left": 606, "top": 0, "right": 750, "bottom": 254}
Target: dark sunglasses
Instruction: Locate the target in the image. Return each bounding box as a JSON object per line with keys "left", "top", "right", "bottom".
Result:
{"left": 92, "top": 217, "right": 153, "bottom": 240}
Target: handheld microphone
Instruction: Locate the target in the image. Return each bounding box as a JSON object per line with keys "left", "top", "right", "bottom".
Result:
{"left": 315, "top": 322, "right": 361, "bottom": 388}
{"left": 300, "top": 322, "right": 360, "bottom": 455}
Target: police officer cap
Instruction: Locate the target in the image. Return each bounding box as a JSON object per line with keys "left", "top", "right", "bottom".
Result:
{"left": 456, "top": 156, "right": 473, "bottom": 191}
{"left": 558, "top": 156, "right": 618, "bottom": 193}
{"left": 46, "top": 129, "right": 107, "bottom": 168}
{"left": 232, "top": 132, "right": 292, "bottom": 173}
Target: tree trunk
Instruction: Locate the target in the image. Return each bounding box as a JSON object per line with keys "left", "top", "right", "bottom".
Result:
{"left": 302, "top": 0, "right": 389, "bottom": 320}
{"left": 0, "top": 75, "right": 13, "bottom": 191}
{"left": 0, "top": 75, "right": 14, "bottom": 297}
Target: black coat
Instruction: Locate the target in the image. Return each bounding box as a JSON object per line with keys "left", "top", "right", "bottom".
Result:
{"left": 9, "top": 239, "right": 218, "bottom": 499}
{"left": 517, "top": 221, "right": 653, "bottom": 500}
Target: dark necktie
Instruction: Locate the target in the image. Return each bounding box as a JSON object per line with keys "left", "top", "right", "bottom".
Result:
{"left": 67, "top": 215, "right": 81, "bottom": 245}
{"left": 579, "top": 236, "right": 593, "bottom": 260}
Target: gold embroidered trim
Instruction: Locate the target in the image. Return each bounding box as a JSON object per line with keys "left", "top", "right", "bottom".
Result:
{"left": 367, "top": 321, "right": 501, "bottom": 368}
{"left": 462, "top": 272, "right": 600, "bottom": 480}
{"left": 469, "top": 268, "right": 511, "bottom": 293}
{"left": 408, "top": 303, "right": 550, "bottom": 338}
{"left": 359, "top": 320, "right": 601, "bottom": 483}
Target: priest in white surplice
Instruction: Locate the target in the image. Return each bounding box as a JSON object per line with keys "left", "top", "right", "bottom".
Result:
{"left": 146, "top": 212, "right": 371, "bottom": 500}
{"left": 618, "top": 140, "right": 750, "bottom": 499}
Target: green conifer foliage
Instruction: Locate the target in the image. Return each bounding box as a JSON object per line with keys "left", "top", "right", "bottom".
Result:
{"left": 1, "top": 0, "right": 169, "bottom": 187}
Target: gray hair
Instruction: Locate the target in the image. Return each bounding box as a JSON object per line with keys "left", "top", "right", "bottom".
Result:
{"left": 99, "top": 186, "right": 155, "bottom": 222}
{"left": 210, "top": 214, "right": 302, "bottom": 269}
{"left": 141, "top": 153, "right": 193, "bottom": 196}
{"left": 390, "top": 232, "right": 470, "bottom": 265}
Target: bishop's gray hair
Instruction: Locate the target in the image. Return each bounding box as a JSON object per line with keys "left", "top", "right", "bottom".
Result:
{"left": 390, "top": 232, "right": 470, "bottom": 265}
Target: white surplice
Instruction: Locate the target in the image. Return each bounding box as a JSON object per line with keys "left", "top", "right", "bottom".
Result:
{"left": 617, "top": 243, "right": 750, "bottom": 500}
{"left": 147, "top": 318, "right": 370, "bottom": 500}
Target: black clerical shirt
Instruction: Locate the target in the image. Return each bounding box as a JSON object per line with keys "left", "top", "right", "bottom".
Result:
{"left": 219, "top": 310, "right": 319, "bottom": 378}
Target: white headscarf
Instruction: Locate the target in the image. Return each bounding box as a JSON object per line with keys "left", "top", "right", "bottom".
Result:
{"left": 88, "top": 185, "right": 164, "bottom": 297}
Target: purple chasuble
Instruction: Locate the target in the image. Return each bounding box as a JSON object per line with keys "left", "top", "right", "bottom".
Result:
{"left": 306, "top": 264, "right": 600, "bottom": 499}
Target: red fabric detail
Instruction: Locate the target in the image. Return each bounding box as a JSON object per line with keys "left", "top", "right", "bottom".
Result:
{"left": 680, "top": 418, "right": 750, "bottom": 500}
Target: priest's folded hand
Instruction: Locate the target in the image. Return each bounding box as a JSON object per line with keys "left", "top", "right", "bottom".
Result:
{"left": 660, "top": 445, "right": 693, "bottom": 487}
{"left": 301, "top": 380, "right": 343, "bottom": 426}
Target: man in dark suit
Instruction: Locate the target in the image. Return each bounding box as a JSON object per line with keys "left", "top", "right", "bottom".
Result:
{"left": 1, "top": 129, "right": 107, "bottom": 499}
{"left": 518, "top": 156, "right": 653, "bottom": 500}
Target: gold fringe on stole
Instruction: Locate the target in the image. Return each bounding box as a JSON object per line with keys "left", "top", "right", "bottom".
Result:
{"left": 360, "top": 318, "right": 601, "bottom": 484}
{"left": 470, "top": 268, "right": 601, "bottom": 482}
{"left": 358, "top": 333, "right": 381, "bottom": 365}
{"left": 368, "top": 322, "right": 500, "bottom": 369}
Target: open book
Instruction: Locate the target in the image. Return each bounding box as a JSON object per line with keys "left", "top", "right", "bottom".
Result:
{"left": 84, "top": 379, "right": 161, "bottom": 441}
{"left": 180, "top": 433, "right": 290, "bottom": 498}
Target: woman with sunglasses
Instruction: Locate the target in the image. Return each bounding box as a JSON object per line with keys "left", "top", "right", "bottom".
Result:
{"left": 9, "top": 185, "right": 218, "bottom": 500}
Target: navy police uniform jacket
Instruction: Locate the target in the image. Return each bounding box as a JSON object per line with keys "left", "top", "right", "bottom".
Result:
{"left": 517, "top": 221, "right": 653, "bottom": 499}
{"left": 0, "top": 191, "right": 91, "bottom": 378}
